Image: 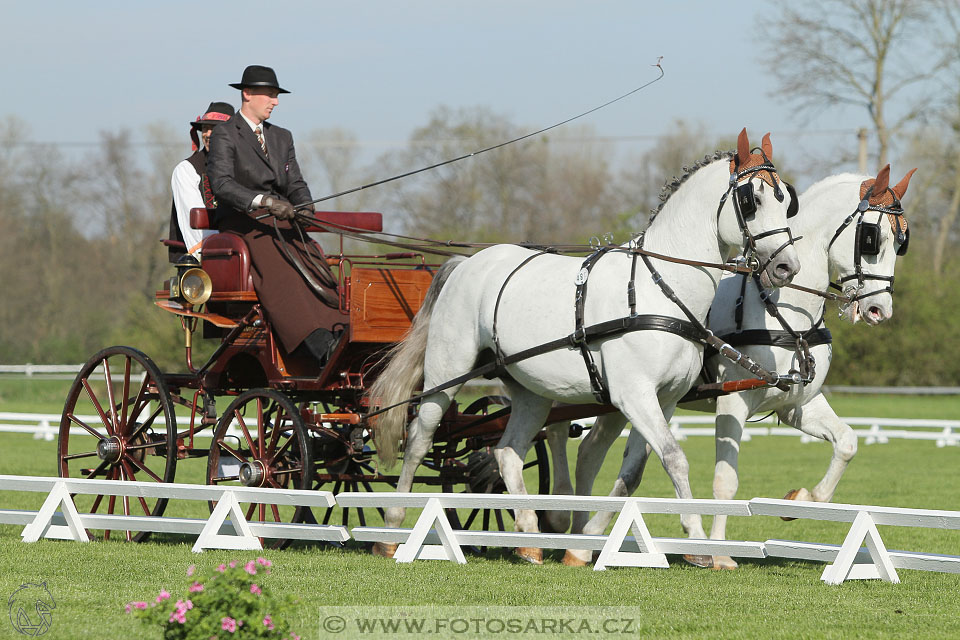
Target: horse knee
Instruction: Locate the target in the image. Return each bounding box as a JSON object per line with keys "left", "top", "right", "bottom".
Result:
{"left": 836, "top": 429, "right": 858, "bottom": 461}
{"left": 713, "top": 462, "right": 738, "bottom": 500}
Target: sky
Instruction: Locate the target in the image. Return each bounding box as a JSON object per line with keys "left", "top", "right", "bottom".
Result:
{"left": 4, "top": 1, "right": 869, "bottom": 176}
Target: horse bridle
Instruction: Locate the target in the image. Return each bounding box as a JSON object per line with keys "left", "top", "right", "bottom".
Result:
{"left": 716, "top": 149, "right": 799, "bottom": 276}
{"left": 826, "top": 185, "right": 909, "bottom": 307}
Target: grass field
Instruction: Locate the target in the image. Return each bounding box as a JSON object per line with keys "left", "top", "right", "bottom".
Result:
{"left": 1, "top": 380, "right": 959, "bottom": 638}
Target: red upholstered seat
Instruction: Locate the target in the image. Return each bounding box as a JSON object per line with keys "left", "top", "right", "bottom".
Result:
{"left": 201, "top": 233, "right": 254, "bottom": 292}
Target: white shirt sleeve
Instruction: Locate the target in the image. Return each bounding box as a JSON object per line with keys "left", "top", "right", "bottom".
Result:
{"left": 171, "top": 160, "right": 216, "bottom": 255}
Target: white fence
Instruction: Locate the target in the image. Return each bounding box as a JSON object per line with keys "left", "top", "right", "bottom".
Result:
{"left": 2, "top": 475, "right": 958, "bottom": 585}
{"left": 4, "top": 411, "right": 958, "bottom": 447}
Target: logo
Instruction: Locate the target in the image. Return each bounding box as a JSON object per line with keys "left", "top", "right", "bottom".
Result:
{"left": 8, "top": 582, "right": 56, "bottom": 636}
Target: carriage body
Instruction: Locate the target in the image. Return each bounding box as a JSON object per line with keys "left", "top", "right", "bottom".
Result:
{"left": 57, "top": 209, "right": 558, "bottom": 542}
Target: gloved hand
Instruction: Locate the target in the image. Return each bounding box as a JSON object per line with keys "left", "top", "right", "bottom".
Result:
{"left": 298, "top": 202, "right": 316, "bottom": 215}
{"left": 262, "top": 196, "right": 295, "bottom": 220}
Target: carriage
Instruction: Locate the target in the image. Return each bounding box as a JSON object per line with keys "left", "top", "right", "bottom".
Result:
{"left": 56, "top": 207, "right": 608, "bottom": 543}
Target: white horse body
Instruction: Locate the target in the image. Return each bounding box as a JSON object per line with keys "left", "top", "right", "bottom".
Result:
{"left": 560, "top": 167, "right": 914, "bottom": 568}
{"left": 368, "top": 132, "right": 800, "bottom": 562}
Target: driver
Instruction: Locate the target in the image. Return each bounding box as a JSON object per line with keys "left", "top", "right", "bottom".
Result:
{"left": 207, "top": 65, "right": 343, "bottom": 367}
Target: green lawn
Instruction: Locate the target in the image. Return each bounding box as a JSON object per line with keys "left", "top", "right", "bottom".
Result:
{"left": 1, "top": 380, "right": 959, "bottom": 638}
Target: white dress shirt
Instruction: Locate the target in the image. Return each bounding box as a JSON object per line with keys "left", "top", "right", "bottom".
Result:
{"left": 170, "top": 159, "right": 216, "bottom": 255}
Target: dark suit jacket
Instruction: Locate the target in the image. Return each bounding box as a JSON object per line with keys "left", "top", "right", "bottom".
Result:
{"left": 206, "top": 113, "right": 344, "bottom": 353}
{"left": 207, "top": 114, "right": 312, "bottom": 226}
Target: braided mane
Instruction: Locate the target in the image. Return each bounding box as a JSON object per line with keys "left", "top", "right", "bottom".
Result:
{"left": 649, "top": 150, "right": 733, "bottom": 223}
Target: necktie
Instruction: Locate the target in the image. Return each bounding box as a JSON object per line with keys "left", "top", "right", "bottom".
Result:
{"left": 255, "top": 126, "right": 268, "bottom": 157}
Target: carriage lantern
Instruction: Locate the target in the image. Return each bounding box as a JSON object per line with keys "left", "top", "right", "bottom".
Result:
{"left": 168, "top": 254, "right": 212, "bottom": 307}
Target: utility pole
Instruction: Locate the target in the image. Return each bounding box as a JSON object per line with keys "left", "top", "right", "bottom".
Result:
{"left": 857, "top": 128, "right": 868, "bottom": 173}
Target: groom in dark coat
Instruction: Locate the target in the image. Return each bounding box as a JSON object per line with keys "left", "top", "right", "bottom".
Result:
{"left": 207, "top": 65, "right": 343, "bottom": 364}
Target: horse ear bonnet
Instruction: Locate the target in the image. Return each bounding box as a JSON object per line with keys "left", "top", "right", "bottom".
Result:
{"left": 785, "top": 182, "right": 799, "bottom": 218}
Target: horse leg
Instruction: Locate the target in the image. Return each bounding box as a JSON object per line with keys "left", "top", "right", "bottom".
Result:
{"left": 709, "top": 392, "right": 751, "bottom": 570}
{"left": 562, "top": 413, "right": 630, "bottom": 566}
{"left": 493, "top": 383, "right": 554, "bottom": 564}
{"left": 542, "top": 421, "right": 572, "bottom": 534}
{"left": 778, "top": 392, "right": 857, "bottom": 505}
{"left": 373, "top": 388, "right": 459, "bottom": 557}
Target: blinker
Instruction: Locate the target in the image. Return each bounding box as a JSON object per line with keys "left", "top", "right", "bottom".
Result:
{"left": 859, "top": 222, "right": 881, "bottom": 256}
{"left": 736, "top": 182, "right": 757, "bottom": 220}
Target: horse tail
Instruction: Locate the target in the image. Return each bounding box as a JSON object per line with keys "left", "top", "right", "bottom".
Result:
{"left": 368, "top": 255, "right": 466, "bottom": 465}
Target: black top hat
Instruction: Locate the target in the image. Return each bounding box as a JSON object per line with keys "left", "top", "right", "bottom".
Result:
{"left": 229, "top": 65, "right": 290, "bottom": 94}
{"left": 190, "top": 101, "right": 235, "bottom": 127}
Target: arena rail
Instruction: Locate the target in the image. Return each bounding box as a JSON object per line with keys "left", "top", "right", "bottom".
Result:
{"left": 3, "top": 412, "right": 959, "bottom": 447}
{"left": 2, "top": 477, "right": 958, "bottom": 584}
{"left": 0, "top": 475, "right": 348, "bottom": 553}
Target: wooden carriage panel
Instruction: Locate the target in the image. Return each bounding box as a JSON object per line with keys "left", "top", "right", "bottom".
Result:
{"left": 349, "top": 268, "right": 434, "bottom": 343}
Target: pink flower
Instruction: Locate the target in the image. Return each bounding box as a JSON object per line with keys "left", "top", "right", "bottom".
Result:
{"left": 189, "top": 581, "right": 204, "bottom": 593}
{"left": 250, "top": 583, "right": 261, "bottom": 595}
{"left": 256, "top": 557, "right": 272, "bottom": 568}
{"left": 124, "top": 604, "right": 132, "bottom": 614}
{"left": 156, "top": 590, "right": 171, "bottom": 603}
{"left": 263, "top": 615, "right": 275, "bottom": 630}
{"left": 169, "top": 609, "right": 186, "bottom": 624}
{"left": 229, "top": 561, "right": 237, "bottom": 568}
{"left": 133, "top": 602, "right": 148, "bottom": 610}
{"left": 187, "top": 564, "right": 196, "bottom": 576}
{"left": 221, "top": 617, "right": 237, "bottom": 633}
{"left": 244, "top": 561, "right": 257, "bottom": 575}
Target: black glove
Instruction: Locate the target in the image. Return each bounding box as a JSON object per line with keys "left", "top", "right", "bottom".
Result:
{"left": 263, "top": 196, "right": 295, "bottom": 220}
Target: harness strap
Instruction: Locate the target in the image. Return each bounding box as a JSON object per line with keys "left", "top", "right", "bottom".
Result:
{"left": 573, "top": 248, "right": 615, "bottom": 403}
{"left": 492, "top": 251, "right": 552, "bottom": 369}
{"left": 717, "top": 328, "right": 833, "bottom": 349}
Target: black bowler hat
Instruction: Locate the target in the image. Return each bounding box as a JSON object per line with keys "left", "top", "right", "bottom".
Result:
{"left": 190, "top": 101, "right": 234, "bottom": 127}
{"left": 229, "top": 65, "right": 290, "bottom": 94}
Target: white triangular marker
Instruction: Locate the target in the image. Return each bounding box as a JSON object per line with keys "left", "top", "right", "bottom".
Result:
{"left": 821, "top": 511, "right": 899, "bottom": 585}
{"left": 595, "top": 499, "right": 668, "bottom": 570}
{"left": 192, "top": 490, "right": 262, "bottom": 553}
{"left": 394, "top": 498, "right": 466, "bottom": 564}
{"left": 21, "top": 481, "right": 90, "bottom": 543}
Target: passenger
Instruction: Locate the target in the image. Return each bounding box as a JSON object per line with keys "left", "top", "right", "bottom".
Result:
{"left": 168, "top": 101, "right": 234, "bottom": 260}
{"left": 207, "top": 65, "right": 344, "bottom": 367}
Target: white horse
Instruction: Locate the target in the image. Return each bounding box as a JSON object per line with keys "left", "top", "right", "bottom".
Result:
{"left": 556, "top": 164, "right": 916, "bottom": 567}
{"left": 366, "top": 129, "right": 801, "bottom": 563}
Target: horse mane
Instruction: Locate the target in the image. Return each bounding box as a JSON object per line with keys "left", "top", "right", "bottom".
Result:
{"left": 649, "top": 150, "right": 733, "bottom": 223}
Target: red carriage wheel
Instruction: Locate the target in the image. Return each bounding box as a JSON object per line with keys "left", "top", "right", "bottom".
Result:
{"left": 57, "top": 346, "right": 177, "bottom": 542}
{"left": 441, "top": 396, "right": 551, "bottom": 542}
{"left": 206, "top": 388, "right": 312, "bottom": 549}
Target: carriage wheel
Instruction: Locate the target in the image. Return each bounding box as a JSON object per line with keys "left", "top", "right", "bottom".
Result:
{"left": 442, "top": 396, "right": 551, "bottom": 544}
{"left": 57, "top": 346, "right": 177, "bottom": 542}
{"left": 306, "top": 424, "right": 394, "bottom": 532}
{"left": 206, "top": 388, "right": 312, "bottom": 549}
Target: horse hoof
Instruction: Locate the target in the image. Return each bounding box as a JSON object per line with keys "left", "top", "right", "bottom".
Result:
{"left": 711, "top": 555, "right": 738, "bottom": 571}
{"left": 561, "top": 550, "right": 590, "bottom": 567}
{"left": 515, "top": 547, "right": 543, "bottom": 565}
{"left": 781, "top": 488, "right": 813, "bottom": 521}
{"left": 683, "top": 554, "right": 713, "bottom": 568}
{"left": 371, "top": 542, "right": 398, "bottom": 558}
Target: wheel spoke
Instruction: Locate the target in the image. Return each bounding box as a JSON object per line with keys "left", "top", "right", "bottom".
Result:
{"left": 84, "top": 461, "right": 111, "bottom": 480}
{"left": 82, "top": 379, "right": 115, "bottom": 436}
{"left": 119, "top": 356, "right": 131, "bottom": 430}
{"left": 125, "top": 439, "right": 168, "bottom": 453}
{"left": 67, "top": 413, "right": 107, "bottom": 440}
{"left": 256, "top": 398, "right": 266, "bottom": 458}
{"left": 215, "top": 439, "right": 249, "bottom": 464}
{"left": 127, "top": 404, "right": 164, "bottom": 440}
{"left": 271, "top": 467, "right": 302, "bottom": 476}
{"left": 124, "top": 454, "right": 164, "bottom": 483}
{"left": 269, "top": 502, "right": 281, "bottom": 523}
{"left": 102, "top": 358, "right": 118, "bottom": 434}
{"left": 273, "top": 433, "right": 296, "bottom": 459}
{"left": 62, "top": 450, "right": 99, "bottom": 461}
{"left": 235, "top": 411, "right": 257, "bottom": 454}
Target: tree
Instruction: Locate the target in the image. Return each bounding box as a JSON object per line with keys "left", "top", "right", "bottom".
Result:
{"left": 765, "top": 0, "right": 945, "bottom": 169}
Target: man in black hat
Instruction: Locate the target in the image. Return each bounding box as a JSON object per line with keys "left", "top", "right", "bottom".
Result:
{"left": 169, "top": 101, "right": 234, "bottom": 260}
{"left": 207, "top": 65, "right": 343, "bottom": 367}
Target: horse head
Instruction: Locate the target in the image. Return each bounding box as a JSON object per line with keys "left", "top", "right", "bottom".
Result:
{"left": 720, "top": 129, "right": 801, "bottom": 288}
{"left": 827, "top": 164, "right": 916, "bottom": 325}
